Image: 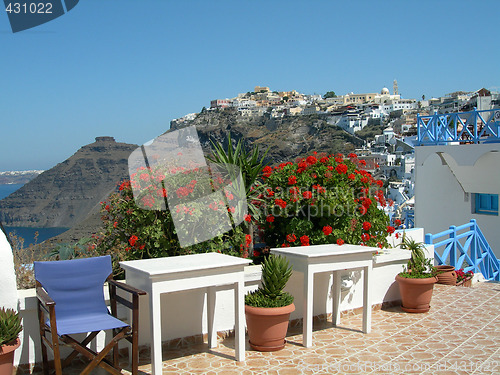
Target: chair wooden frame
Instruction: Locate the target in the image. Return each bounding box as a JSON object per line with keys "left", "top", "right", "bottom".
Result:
{"left": 36, "top": 274, "right": 146, "bottom": 375}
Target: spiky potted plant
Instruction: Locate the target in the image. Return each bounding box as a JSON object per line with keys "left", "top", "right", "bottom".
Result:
{"left": 0, "top": 307, "right": 22, "bottom": 375}
{"left": 395, "top": 237, "right": 438, "bottom": 313}
{"left": 245, "top": 254, "right": 294, "bottom": 351}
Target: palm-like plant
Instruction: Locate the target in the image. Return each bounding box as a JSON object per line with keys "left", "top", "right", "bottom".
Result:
{"left": 208, "top": 133, "right": 268, "bottom": 220}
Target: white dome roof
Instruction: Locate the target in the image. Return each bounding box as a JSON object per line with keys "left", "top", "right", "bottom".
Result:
{"left": 381, "top": 87, "right": 390, "bottom": 95}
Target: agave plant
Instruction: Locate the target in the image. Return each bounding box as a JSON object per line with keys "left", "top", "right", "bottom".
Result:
{"left": 208, "top": 133, "right": 269, "bottom": 220}
{"left": 400, "top": 237, "right": 436, "bottom": 278}
{"left": 245, "top": 254, "right": 294, "bottom": 308}
{"left": 0, "top": 307, "right": 22, "bottom": 346}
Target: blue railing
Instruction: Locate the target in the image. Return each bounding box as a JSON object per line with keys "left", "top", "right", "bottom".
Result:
{"left": 425, "top": 219, "right": 500, "bottom": 281}
{"left": 417, "top": 108, "right": 500, "bottom": 145}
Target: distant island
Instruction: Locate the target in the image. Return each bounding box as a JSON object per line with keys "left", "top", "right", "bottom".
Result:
{"left": 0, "top": 170, "right": 44, "bottom": 185}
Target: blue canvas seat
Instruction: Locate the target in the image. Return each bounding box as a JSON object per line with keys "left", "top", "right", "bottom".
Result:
{"left": 34, "top": 255, "right": 146, "bottom": 375}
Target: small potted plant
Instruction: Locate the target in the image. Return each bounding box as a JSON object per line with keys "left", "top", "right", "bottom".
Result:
{"left": 395, "top": 237, "right": 438, "bottom": 313}
{"left": 245, "top": 254, "right": 295, "bottom": 351}
{"left": 0, "top": 307, "right": 22, "bottom": 375}
{"left": 456, "top": 269, "right": 474, "bottom": 287}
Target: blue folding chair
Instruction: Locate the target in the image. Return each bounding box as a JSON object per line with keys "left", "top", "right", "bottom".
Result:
{"left": 34, "top": 255, "right": 146, "bottom": 375}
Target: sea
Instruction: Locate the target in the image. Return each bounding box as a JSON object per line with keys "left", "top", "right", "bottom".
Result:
{"left": 0, "top": 183, "right": 68, "bottom": 246}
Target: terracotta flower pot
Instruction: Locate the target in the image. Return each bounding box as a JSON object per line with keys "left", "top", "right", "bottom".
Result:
{"left": 435, "top": 265, "right": 457, "bottom": 285}
{"left": 0, "top": 338, "right": 20, "bottom": 375}
{"left": 396, "top": 274, "right": 438, "bottom": 313}
{"left": 457, "top": 276, "right": 473, "bottom": 287}
{"left": 245, "top": 303, "right": 295, "bottom": 351}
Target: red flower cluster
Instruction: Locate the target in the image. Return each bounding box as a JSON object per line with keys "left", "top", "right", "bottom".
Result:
{"left": 312, "top": 184, "right": 326, "bottom": 193}
{"left": 129, "top": 235, "right": 138, "bottom": 246}
{"left": 362, "top": 221, "right": 372, "bottom": 231}
{"left": 286, "top": 234, "right": 297, "bottom": 243}
{"left": 387, "top": 226, "right": 395, "bottom": 234}
{"left": 275, "top": 198, "right": 287, "bottom": 209}
{"left": 176, "top": 180, "right": 198, "bottom": 198}
{"left": 266, "top": 215, "right": 275, "bottom": 223}
{"left": 119, "top": 180, "right": 131, "bottom": 191}
{"left": 322, "top": 226, "right": 333, "bottom": 236}
{"left": 300, "top": 235, "right": 310, "bottom": 246}
{"left": 302, "top": 191, "right": 312, "bottom": 199}
{"left": 288, "top": 175, "right": 297, "bottom": 185}
{"left": 335, "top": 164, "right": 348, "bottom": 174}
{"left": 263, "top": 166, "right": 273, "bottom": 178}
{"left": 336, "top": 238, "right": 344, "bottom": 246}
{"left": 306, "top": 156, "right": 317, "bottom": 165}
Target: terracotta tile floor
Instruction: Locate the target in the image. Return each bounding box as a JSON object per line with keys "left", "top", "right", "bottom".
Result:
{"left": 28, "top": 282, "right": 499, "bottom": 374}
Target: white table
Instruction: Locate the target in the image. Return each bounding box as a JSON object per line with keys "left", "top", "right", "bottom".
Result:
{"left": 271, "top": 244, "right": 376, "bottom": 347}
{"left": 120, "top": 253, "right": 251, "bottom": 375}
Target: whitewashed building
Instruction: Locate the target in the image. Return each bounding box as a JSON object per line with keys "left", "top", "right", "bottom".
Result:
{"left": 414, "top": 109, "right": 500, "bottom": 258}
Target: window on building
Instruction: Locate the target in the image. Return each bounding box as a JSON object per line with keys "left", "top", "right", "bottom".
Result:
{"left": 473, "top": 193, "right": 499, "bottom": 215}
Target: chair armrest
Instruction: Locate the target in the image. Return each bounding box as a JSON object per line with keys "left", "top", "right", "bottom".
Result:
{"left": 108, "top": 279, "right": 146, "bottom": 296}
{"left": 36, "top": 286, "right": 56, "bottom": 308}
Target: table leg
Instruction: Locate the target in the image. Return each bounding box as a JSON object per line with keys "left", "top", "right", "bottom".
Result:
{"left": 149, "top": 286, "right": 162, "bottom": 375}
{"left": 362, "top": 265, "right": 372, "bottom": 334}
{"left": 234, "top": 277, "right": 245, "bottom": 361}
{"left": 207, "top": 287, "right": 217, "bottom": 348}
{"left": 332, "top": 271, "right": 341, "bottom": 326}
{"left": 303, "top": 268, "right": 314, "bottom": 348}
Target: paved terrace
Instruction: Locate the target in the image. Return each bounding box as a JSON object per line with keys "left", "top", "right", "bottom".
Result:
{"left": 25, "top": 282, "right": 499, "bottom": 375}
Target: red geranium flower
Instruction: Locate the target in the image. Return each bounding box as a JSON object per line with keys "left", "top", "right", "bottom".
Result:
{"left": 263, "top": 166, "right": 273, "bottom": 178}
{"left": 302, "top": 191, "right": 312, "bottom": 199}
{"left": 361, "top": 233, "right": 370, "bottom": 242}
{"left": 348, "top": 174, "right": 355, "bottom": 180}
{"left": 129, "top": 235, "right": 138, "bottom": 246}
{"left": 244, "top": 214, "right": 252, "bottom": 222}
{"left": 362, "top": 221, "right": 372, "bottom": 231}
{"left": 306, "top": 156, "right": 317, "bottom": 165}
{"left": 335, "top": 164, "right": 348, "bottom": 174}
{"left": 387, "top": 226, "right": 395, "bottom": 234}
{"left": 394, "top": 219, "right": 402, "bottom": 227}
{"left": 266, "top": 215, "right": 275, "bottom": 223}
{"left": 320, "top": 156, "right": 329, "bottom": 163}
{"left": 286, "top": 234, "right": 297, "bottom": 243}
{"left": 336, "top": 238, "right": 344, "bottom": 246}
{"left": 322, "top": 226, "right": 333, "bottom": 236}
{"left": 288, "top": 175, "right": 297, "bottom": 185}
{"left": 275, "top": 198, "right": 287, "bottom": 209}
{"left": 300, "top": 235, "right": 310, "bottom": 246}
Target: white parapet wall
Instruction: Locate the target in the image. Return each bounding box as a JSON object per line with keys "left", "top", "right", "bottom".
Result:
{"left": 15, "top": 230, "right": 429, "bottom": 368}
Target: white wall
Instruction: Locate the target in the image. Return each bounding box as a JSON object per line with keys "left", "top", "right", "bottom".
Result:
{"left": 414, "top": 143, "right": 500, "bottom": 258}
{"left": 0, "top": 230, "right": 18, "bottom": 311}
{"left": 14, "top": 236, "right": 423, "bottom": 367}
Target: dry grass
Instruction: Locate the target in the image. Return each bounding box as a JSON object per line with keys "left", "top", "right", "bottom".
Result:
{"left": 9, "top": 232, "right": 47, "bottom": 289}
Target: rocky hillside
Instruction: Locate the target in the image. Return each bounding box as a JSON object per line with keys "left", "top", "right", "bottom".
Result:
{"left": 171, "top": 108, "right": 363, "bottom": 162}
{"left": 0, "top": 111, "right": 364, "bottom": 244}
{"left": 0, "top": 137, "right": 137, "bottom": 228}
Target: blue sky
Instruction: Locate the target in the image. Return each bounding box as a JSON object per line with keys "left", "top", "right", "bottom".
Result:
{"left": 1, "top": 0, "right": 499, "bottom": 171}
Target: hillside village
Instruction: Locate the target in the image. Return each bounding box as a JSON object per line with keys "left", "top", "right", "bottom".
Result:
{"left": 172, "top": 85, "right": 500, "bottom": 227}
